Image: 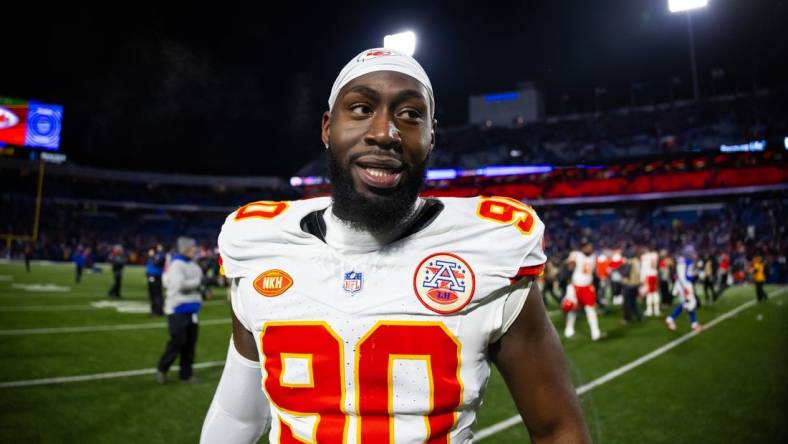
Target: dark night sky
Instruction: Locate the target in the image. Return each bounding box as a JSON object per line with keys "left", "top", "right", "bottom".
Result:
{"left": 2, "top": 0, "right": 786, "bottom": 178}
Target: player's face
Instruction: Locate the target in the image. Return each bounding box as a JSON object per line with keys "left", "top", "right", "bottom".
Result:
{"left": 323, "top": 71, "right": 434, "bottom": 197}
{"left": 582, "top": 243, "right": 594, "bottom": 255}
{"left": 322, "top": 71, "right": 436, "bottom": 232}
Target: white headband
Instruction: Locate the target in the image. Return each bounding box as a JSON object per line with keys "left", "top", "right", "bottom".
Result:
{"left": 327, "top": 48, "right": 434, "bottom": 114}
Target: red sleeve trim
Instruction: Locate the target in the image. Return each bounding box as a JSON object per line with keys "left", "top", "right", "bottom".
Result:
{"left": 509, "top": 264, "right": 545, "bottom": 283}
{"left": 218, "top": 254, "right": 225, "bottom": 277}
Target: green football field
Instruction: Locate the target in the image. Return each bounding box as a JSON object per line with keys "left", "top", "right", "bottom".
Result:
{"left": 0, "top": 261, "right": 785, "bottom": 443}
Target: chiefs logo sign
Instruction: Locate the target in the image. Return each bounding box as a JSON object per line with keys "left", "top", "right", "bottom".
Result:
{"left": 413, "top": 253, "right": 475, "bottom": 314}
{"left": 356, "top": 49, "right": 393, "bottom": 62}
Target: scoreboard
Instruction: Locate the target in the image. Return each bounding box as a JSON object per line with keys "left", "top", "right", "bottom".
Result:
{"left": 0, "top": 96, "right": 63, "bottom": 151}
{"left": 468, "top": 83, "right": 544, "bottom": 128}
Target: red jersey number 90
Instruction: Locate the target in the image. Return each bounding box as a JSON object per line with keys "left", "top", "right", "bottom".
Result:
{"left": 233, "top": 201, "right": 289, "bottom": 221}
{"left": 261, "top": 322, "right": 463, "bottom": 443}
{"left": 476, "top": 196, "right": 536, "bottom": 235}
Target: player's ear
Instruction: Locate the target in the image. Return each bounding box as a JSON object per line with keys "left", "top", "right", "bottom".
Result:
{"left": 429, "top": 118, "right": 438, "bottom": 152}
{"left": 321, "top": 111, "right": 332, "bottom": 148}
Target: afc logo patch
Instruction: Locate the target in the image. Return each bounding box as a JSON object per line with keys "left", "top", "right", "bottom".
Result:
{"left": 413, "top": 252, "right": 475, "bottom": 314}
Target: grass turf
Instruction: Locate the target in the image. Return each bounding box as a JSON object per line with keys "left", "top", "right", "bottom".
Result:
{"left": 0, "top": 261, "right": 785, "bottom": 443}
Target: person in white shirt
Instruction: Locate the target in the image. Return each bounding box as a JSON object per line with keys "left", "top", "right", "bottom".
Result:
{"left": 640, "top": 246, "right": 660, "bottom": 317}
{"left": 563, "top": 239, "right": 604, "bottom": 341}
{"left": 156, "top": 236, "right": 204, "bottom": 384}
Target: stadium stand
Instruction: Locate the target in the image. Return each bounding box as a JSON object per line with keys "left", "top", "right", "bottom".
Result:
{"left": 297, "top": 150, "right": 786, "bottom": 200}
{"left": 0, "top": 160, "right": 297, "bottom": 264}
{"left": 1, "top": 91, "right": 785, "bottom": 280}
{"left": 296, "top": 89, "right": 785, "bottom": 176}
{"left": 540, "top": 194, "right": 786, "bottom": 283}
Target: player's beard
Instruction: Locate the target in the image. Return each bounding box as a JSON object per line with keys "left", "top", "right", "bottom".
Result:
{"left": 328, "top": 149, "right": 428, "bottom": 234}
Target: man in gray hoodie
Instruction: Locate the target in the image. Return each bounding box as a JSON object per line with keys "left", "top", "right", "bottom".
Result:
{"left": 156, "top": 236, "right": 204, "bottom": 383}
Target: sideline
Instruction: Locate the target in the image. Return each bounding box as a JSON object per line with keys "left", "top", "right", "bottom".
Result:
{"left": 0, "top": 361, "right": 226, "bottom": 389}
{"left": 0, "top": 318, "right": 230, "bottom": 336}
{"left": 0, "top": 300, "right": 227, "bottom": 313}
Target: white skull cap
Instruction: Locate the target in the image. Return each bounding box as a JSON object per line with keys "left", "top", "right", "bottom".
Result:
{"left": 328, "top": 48, "right": 433, "bottom": 115}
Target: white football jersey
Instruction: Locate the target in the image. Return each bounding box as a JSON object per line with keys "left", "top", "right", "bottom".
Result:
{"left": 218, "top": 196, "right": 546, "bottom": 444}
{"left": 568, "top": 251, "right": 595, "bottom": 286}
{"left": 640, "top": 252, "right": 658, "bottom": 280}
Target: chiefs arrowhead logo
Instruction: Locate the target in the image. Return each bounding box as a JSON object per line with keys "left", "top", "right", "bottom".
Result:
{"left": 357, "top": 49, "right": 393, "bottom": 62}
{"left": 0, "top": 106, "right": 20, "bottom": 130}
{"left": 253, "top": 269, "right": 293, "bottom": 297}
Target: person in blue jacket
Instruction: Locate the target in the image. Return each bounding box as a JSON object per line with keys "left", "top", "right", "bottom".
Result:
{"left": 146, "top": 244, "right": 166, "bottom": 316}
{"left": 73, "top": 245, "right": 86, "bottom": 283}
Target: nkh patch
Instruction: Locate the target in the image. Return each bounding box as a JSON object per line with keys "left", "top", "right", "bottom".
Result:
{"left": 413, "top": 253, "right": 475, "bottom": 314}
{"left": 343, "top": 271, "right": 363, "bottom": 294}
{"left": 253, "top": 269, "right": 293, "bottom": 297}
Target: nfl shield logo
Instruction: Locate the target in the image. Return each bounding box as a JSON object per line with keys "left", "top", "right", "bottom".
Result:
{"left": 343, "top": 271, "right": 363, "bottom": 294}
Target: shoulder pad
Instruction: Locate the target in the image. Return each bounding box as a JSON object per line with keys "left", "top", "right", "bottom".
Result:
{"left": 435, "top": 196, "right": 546, "bottom": 278}
{"left": 218, "top": 197, "right": 330, "bottom": 278}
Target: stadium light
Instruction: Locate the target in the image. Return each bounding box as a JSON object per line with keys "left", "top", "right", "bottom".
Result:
{"left": 383, "top": 31, "right": 417, "bottom": 56}
{"left": 669, "top": 0, "right": 708, "bottom": 13}
{"left": 670, "top": 0, "right": 708, "bottom": 102}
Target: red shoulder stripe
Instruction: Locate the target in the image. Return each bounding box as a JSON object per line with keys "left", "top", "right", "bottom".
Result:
{"left": 509, "top": 264, "right": 545, "bottom": 283}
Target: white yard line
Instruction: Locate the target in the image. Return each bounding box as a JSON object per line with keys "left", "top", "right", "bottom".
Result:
{"left": 0, "top": 361, "right": 226, "bottom": 388}
{"left": 474, "top": 287, "right": 787, "bottom": 441}
{"left": 0, "top": 318, "right": 230, "bottom": 336}
{"left": 0, "top": 304, "right": 108, "bottom": 312}
{"left": 0, "top": 293, "right": 101, "bottom": 299}
{"left": 0, "top": 300, "right": 227, "bottom": 312}
{"left": 0, "top": 292, "right": 179, "bottom": 299}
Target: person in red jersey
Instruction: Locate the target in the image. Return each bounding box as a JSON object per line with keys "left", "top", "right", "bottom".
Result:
{"left": 595, "top": 252, "right": 610, "bottom": 308}
{"left": 716, "top": 252, "right": 731, "bottom": 298}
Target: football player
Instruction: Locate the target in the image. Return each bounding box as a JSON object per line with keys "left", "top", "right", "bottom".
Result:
{"left": 666, "top": 245, "right": 703, "bottom": 332}
{"left": 607, "top": 246, "right": 625, "bottom": 306}
{"left": 595, "top": 250, "right": 610, "bottom": 307}
{"left": 200, "top": 48, "right": 591, "bottom": 443}
{"left": 640, "top": 245, "right": 660, "bottom": 317}
{"left": 562, "top": 239, "right": 604, "bottom": 341}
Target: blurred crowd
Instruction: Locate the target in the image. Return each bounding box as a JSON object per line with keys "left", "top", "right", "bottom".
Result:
{"left": 4, "top": 195, "right": 783, "bottom": 291}
{"left": 541, "top": 195, "right": 787, "bottom": 288}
